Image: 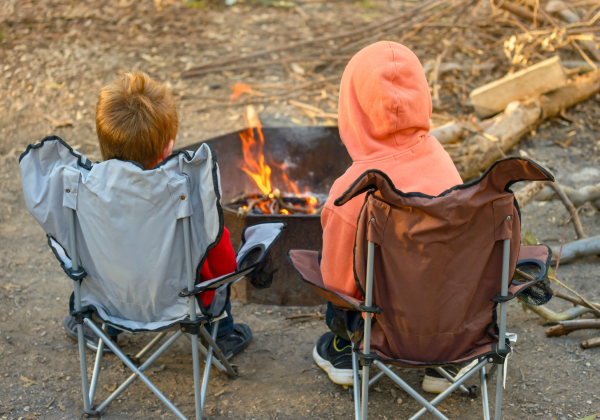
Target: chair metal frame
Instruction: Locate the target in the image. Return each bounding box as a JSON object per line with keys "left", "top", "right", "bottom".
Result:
{"left": 353, "top": 237, "right": 512, "bottom": 420}
{"left": 67, "top": 208, "right": 238, "bottom": 420}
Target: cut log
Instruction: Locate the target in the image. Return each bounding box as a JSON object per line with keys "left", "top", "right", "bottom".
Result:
{"left": 450, "top": 71, "right": 600, "bottom": 180}
{"left": 550, "top": 235, "right": 600, "bottom": 264}
{"left": 581, "top": 337, "right": 600, "bottom": 349}
{"left": 546, "top": 319, "right": 600, "bottom": 337}
{"left": 430, "top": 122, "right": 465, "bottom": 144}
{"left": 470, "top": 56, "right": 567, "bottom": 118}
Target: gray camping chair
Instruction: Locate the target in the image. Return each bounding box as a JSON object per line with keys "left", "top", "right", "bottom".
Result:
{"left": 20, "top": 136, "right": 285, "bottom": 419}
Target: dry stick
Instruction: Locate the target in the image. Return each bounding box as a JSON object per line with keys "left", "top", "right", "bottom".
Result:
{"left": 546, "top": 319, "right": 600, "bottom": 337}
{"left": 184, "top": 0, "right": 443, "bottom": 73}
{"left": 549, "top": 181, "right": 586, "bottom": 240}
{"left": 549, "top": 275, "right": 600, "bottom": 315}
{"left": 570, "top": 37, "right": 599, "bottom": 72}
{"left": 554, "top": 290, "right": 600, "bottom": 310}
{"left": 516, "top": 268, "right": 600, "bottom": 315}
{"left": 193, "top": 76, "right": 341, "bottom": 111}
{"left": 182, "top": 56, "right": 350, "bottom": 78}
{"left": 431, "top": 31, "right": 462, "bottom": 105}
{"left": 525, "top": 304, "right": 594, "bottom": 323}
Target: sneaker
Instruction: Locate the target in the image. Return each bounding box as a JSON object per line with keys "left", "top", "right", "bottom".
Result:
{"left": 422, "top": 359, "right": 479, "bottom": 393}
{"left": 210, "top": 323, "right": 252, "bottom": 361}
{"left": 62, "top": 315, "right": 117, "bottom": 354}
{"left": 312, "top": 332, "right": 354, "bottom": 386}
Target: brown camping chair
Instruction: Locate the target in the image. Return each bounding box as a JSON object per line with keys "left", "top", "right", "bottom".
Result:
{"left": 287, "top": 158, "right": 556, "bottom": 420}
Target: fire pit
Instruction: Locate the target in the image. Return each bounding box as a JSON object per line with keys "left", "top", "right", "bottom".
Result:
{"left": 185, "top": 118, "right": 351, "bottom": 306}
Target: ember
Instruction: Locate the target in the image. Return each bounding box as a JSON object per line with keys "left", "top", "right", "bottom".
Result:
{"left": 233, "top": 104, "right": 324, "bottom": 215}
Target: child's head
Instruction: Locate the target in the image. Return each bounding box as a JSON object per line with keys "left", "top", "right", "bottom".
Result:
{"left": 95, "top": 72, "right": 178, "bottom": 169}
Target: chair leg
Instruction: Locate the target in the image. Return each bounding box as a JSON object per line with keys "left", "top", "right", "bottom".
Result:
{"left": 360, "top": 363, "right": 369, "bottom": 420}
{"left": 95, "top": 331, "right": 183, "bottom": 414}
{"left": 200, "top": 320, "right": 218, "bottom": 416}
{"left": 494, "top": 364, "right": 503, "bottom": 420}
{"left": 85, "top": 319, "right": 187, "bottom": 420}
{"left": 76, "top": 322, "right": 92, "bottom": 412}
{"left": 191, "top": 328, "right": 203, "bottom": 420}
{"left": 89, "top": 323, "right": 107, "bottom": 406}
{"left": 480, "top": 366, "right": 490, "bottom": 420}
{"left": 352, "top": 345, "right": 361, "bottom": 420}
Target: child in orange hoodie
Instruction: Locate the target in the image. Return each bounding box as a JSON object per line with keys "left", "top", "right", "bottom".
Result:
{"left": 313, "top": 41, "right": 464, "bottom": 391}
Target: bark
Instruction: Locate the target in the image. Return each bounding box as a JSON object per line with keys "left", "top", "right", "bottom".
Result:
{"left": 550, "top": 236, "right": 600, "bottom": 264}
{"left": 546, "top": 319, "right": 600, "bottom": 337}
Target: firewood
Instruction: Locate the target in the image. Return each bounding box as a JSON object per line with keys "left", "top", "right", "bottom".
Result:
{"left": 550, "top": 236, "right": 600, "bottom": 265}
{"left": 581, "top": 337, "right": 600, "bottom": 349}
{"left": 546, "top": 319, "right": 600, "bottom": 338}
{"left": 450, "top": 71, "right": 600, "bottom": 180}
{"left": 469, "top": 56, "right": 567, "bottom": 118}
{"left": 430, "top": 122, "right": 465, "bottom": 145}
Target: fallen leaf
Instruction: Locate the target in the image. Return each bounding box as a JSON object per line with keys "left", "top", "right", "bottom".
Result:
{"left": 575, "top": 415, "right": 597, "bottom": 420}
{"left": 396, "top": 398, "right": 403, "bottom": 404}
{"left": 150, "top": 364, "right": 165, "bottom": 372}
{"left": 43, "top": 115, "right": 73, "bottom": 128}
{"left": 213, "top": 388, "right": 227, "bottom": 397}
{"left": 57, "top": 402, "right": 66, "bottom": 412}
{"left": 290, "top": 63, "right": 305, "bottom": 75}
{"left": 103, "top": 383, "right": 117, "bottom": 392}
{"left": 20, "top": 376, "right": 36, "bottom": 387}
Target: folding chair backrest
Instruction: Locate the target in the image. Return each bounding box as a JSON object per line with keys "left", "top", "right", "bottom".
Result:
{"left": 20, "top": 137, "right": 223, "bottom": 330}
{"left": 334, "top": 158, "right": 554, "bottom": 365}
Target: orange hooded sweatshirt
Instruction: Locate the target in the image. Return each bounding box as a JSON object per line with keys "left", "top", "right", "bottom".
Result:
{"left": 321, "top": 41, "right": 463, "bottom": 300}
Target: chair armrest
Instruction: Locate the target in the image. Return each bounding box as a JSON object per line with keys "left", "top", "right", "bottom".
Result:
{"left": 286, "top": 249, "right": 381, "bottom": 313}
{"left": 508, "top": 244, "right": 552, "bottom": 297}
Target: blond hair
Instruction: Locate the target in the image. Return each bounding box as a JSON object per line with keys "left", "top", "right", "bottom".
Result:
{"left": 95, "top": 72, "right": 178, "bottom": 169}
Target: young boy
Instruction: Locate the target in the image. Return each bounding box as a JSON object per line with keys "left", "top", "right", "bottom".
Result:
{"left": 63, "top": 72, "right": 251, "bottom": 360}
{"left": 312, "top": 42, "right": 464, "bottom": 392}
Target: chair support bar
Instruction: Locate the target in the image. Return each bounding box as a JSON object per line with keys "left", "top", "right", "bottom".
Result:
{"left": 407, "top": 358, "right": 489, "bottom": 420}
{"left": 85, "top": 320, "right": 187, "bottom": 420}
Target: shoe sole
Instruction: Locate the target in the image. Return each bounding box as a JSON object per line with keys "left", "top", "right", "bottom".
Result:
{"left": 62, "top": 320, "right": 113, "bottom": 354}
{"left": 312, "top": 345, "right": 354, "bottom": 386}
{"left": 422, "top": 375, "right": 452, "bottom": 394}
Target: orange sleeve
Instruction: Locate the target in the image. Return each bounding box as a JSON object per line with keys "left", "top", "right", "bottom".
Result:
{"left": 320, "top": 207, "right": 363, "bottom": 300}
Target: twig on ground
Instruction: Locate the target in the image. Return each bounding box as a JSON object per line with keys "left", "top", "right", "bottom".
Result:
{"left": 184, "top": 0, "right": 443, "bottom": 73}
{"left": 553, "top": 290, "right": 600, "bottom": 311}
{"left": 525, "top": 303, "right": 594, "bottom": 323}
{"left": 549, "top": 181, "right": 586, "bottom": 239}
{"left": 549, "top": 275, "right": 600, "bottom": 316}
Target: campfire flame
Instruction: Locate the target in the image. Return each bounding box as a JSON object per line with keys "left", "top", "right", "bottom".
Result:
{"left": 239, "top": 106, "right": 272, "bottom": 196}
{"left": 233, "top": 101, "right": 322, "bottom": 215}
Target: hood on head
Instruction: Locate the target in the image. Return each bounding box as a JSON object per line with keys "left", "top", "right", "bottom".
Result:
{"left": 338, "top": 41, "right": 432, "bottom": 162}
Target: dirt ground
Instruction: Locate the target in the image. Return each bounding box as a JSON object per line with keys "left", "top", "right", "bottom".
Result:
{"left": 1, "top": 1, "right": 600, "bottom": 419}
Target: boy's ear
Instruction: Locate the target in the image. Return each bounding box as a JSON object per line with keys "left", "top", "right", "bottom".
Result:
{"left": 161, "top": 139, "right": 175, "bottom": 161}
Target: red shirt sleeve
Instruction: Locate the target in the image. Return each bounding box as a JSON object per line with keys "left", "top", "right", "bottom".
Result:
{"left": 198, "top": 227, "right": 237, "bottom": 307}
